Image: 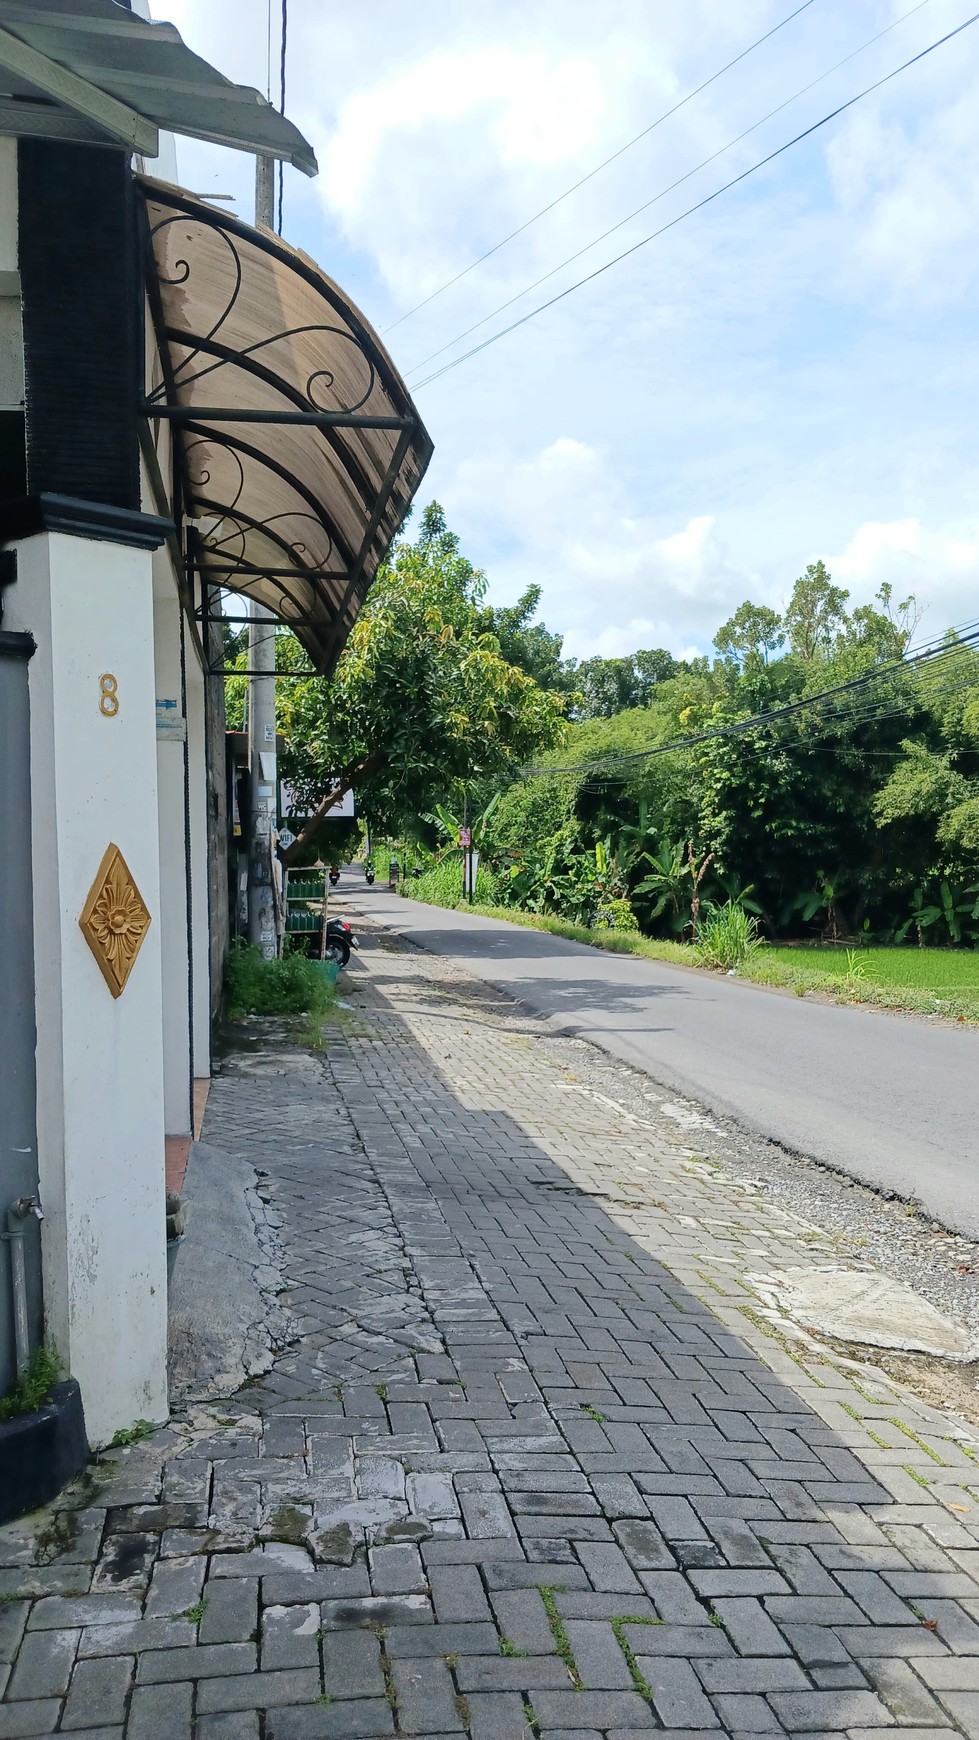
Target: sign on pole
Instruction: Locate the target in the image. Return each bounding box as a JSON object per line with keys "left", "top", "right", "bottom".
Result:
{"left": 458, "top": 827, "right": 472, "bottom": 849}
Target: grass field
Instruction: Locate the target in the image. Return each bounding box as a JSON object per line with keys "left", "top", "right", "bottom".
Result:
{"left": 400, "top": 886, "right": 979, "bottom": 1022}
{"left": 760, "top": 946, "right": 979, "bottom": 991}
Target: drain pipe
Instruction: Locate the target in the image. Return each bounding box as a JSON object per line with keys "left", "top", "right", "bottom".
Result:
{"left": 4, "top": 1197, "right": 43, "bottom": 1374}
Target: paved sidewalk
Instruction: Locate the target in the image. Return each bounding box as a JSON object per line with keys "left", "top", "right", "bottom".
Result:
{"left": 4, "top": 922, "right": 979, "bottom": 1738}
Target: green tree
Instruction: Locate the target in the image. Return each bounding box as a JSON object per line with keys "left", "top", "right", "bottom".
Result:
{"left": 784, "top": 561, "right": 850, "bottom": 662}
{"left": 276, "top": 504, "right": 566, "bottom": 862}
{"left": 476, "top": 584, "right": 569, "bottom": 692}
{"left": 714, "top": 601, "right": 784, "bottom": 667}
{"left": 565, "top": 649, "right": 679, "bottom": 717}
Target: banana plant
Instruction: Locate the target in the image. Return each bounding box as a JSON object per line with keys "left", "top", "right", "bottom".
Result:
{"left": 431, "top": 793, "right": 501, "bottom": 849}
{"left": 632, "top": 839, "right": 689, "bottom": 930}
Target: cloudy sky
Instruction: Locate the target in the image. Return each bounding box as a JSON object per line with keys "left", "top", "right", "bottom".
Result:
{"left": 157, "top": 0, "right": 979, "bottom": 660}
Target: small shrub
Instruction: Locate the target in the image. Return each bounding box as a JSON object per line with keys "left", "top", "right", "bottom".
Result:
{"left": 0, "top": 1346, "right": 62, "bottom": 1422}
{"left": 225, "top": 942, "right": 336, "bottom": 1019}
{"left": 591, "top": 897, "right": 639, "bottom": 932}
{"left": 695, "top": 901, "right": 760, "bottom": 972}
{"left": 408, "top": 853, "right": 498, "bottom": 908}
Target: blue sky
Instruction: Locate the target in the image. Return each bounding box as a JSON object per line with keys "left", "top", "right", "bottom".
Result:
{"left": 159, "top": 0, "right": 979, "bottom": 660}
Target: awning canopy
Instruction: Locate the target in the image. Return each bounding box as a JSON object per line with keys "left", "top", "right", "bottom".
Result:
{"left": 0, "top": 0, "right": 316, "bottom": 171}
{"left": 141, "top": 177, "right": 433, "bottom": 677}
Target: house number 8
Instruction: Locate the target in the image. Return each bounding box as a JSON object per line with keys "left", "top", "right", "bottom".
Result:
{"left": 99, "top": 673, "right": 119, "bottom": 717}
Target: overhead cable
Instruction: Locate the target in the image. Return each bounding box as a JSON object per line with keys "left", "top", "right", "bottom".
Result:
{"left": 406, "top": 0, "right": 934, "bottom": 379}
{"left": 412, "top": 11, "right": 979, "bottom": 391}
{"left": 382, "top": 0, "right": 818, "bottom": 336}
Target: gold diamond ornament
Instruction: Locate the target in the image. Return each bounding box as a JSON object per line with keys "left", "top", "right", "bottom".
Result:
{"left": 79, "top": 843, "right": 152, "bottom": 998}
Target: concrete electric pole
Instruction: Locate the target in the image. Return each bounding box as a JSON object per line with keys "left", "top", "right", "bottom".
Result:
{"left": 247, "top": 154, "right": 278, "bottom": 960}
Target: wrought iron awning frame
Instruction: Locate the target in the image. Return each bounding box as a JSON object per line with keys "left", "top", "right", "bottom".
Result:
{"left": 138, "top": 178, "right": 432, "bottom": 680}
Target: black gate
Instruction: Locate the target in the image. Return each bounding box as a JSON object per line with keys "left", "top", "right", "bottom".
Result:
{"left": 0, "top": 631, "right": 42, "bottom": 1395}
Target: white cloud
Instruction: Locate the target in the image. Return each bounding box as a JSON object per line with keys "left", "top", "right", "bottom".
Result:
{"left": 447, "top": 438, "right": 764, "bottom": 656}
{"left": 829, "top": 518, "right": 979, "bottom": 637}
{"left": 155, "top": 0, "right": 979, "bottom": 665}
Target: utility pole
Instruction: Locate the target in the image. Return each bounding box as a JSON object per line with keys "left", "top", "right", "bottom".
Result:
{"left": 248, "top": 154, "right": 278, "bottom": 960}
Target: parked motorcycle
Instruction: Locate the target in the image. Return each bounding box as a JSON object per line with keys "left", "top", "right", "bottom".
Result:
{"left": 324, "top": 916, "right": 358, "bottom": 969}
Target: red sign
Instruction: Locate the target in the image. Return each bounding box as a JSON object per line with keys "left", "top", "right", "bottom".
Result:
{"left": 458, "top": 827, "right": 472, "bottom": 848}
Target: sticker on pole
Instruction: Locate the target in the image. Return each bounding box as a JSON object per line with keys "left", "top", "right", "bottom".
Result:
{"left": 458, "top": 827, "right": 472, "bottom": 848}
{"left": 278, "top": 828, "right": 296, "bottom": 849}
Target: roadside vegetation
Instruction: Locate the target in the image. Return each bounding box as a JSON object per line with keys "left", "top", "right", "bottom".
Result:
{"left": 225, "top": 942, "right": 336, "bottom": 1021}
{"left": 226, "top": 506, "right": 979, "bottom": 1019}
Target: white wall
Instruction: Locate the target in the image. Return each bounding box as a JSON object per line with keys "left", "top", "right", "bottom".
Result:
{"left": 5, "top": 530, "right": 169, "bottom": 1442}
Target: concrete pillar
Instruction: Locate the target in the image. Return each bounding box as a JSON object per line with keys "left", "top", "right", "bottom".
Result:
{"left": 4, "top": 526, "right": 169, "bottom": 1443}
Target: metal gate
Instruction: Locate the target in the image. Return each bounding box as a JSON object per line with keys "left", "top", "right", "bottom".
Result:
{"left": 0, "top": 633, "right": 41, "bottom": 1395}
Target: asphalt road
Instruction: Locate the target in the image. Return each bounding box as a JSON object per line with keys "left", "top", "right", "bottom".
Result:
{"left": 340, "top": 876, "right": 979, "bottom": 1238}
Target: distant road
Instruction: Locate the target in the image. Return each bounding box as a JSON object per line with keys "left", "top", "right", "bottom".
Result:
{"left": 341, "top": 878, "right": 979, "bottom": 1239}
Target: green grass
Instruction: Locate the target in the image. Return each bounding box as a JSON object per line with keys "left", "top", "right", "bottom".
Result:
{"left": 761, "top": 945, "right": 979, "bottom": 990}
{"left": 402, "top": 885, "right": 979, "bottom": 1021}
{"left": 0, "top": 1346, "right": 61, "bottom": 1422}
{"left": 225, "top": 941, "right": 337, "bottom": 1021}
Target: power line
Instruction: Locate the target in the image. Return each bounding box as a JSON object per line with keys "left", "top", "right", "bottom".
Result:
{"left": 382, "top": 0, "right": 818, "bottom": 337}
{"left": 277, "top": 0, "right": 287, "bottom": 236}
{"left": 412, "top": 11, "right": 979, "bottom": 392}
{"left": 519, "top": 627, "right": 979, "bottom": 778}
{"left": 406, "top": 0, "right": 934, "bottom": 380}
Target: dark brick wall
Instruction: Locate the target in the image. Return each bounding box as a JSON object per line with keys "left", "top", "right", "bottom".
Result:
{"left": 18, "top": 140, "right": 140, "bottom": 510}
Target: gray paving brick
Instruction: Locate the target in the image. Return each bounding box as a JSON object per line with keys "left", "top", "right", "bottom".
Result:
{"left": 136, "top": 1640, "right": 256, "bottom": 1681}
{"left": 632, "top": 1571, "right": 703, "bottom": 1623}
{"left": 711, "top": 1597, "right": 791, "bottom": 1656}
{"left": 713, "top": 1691, "right": 785, "bottom": 1730}
{"left": 199, "top": 1577, "right": 257, "bottom": 1644}
{"left": 196, "top": 1717, "right": 260, "bottom": 1740}
{"left": 322, "top": 1628, "right": 386, "bottom": 1698}
{"left": 320, "top": 1593, "right": 432, "bottom": 1629}
{"left": 143, "top": 1555, "right": 205, "bottom": 1621}
{"left": 454, "top": 1692, "right": 529, "bottom": 1740}
{"left": 25, "top": 1598, "right": 138, "bottom": 1632}
{"left": 0, "top": 1702, "right": 61, "bottom": 1737}
{"left": 196, "top": 1667, "right": 322, "bottom": 1712}
{"left": 860, "top": 1657, "right": 948, "bottom": 1725}
{"left": 532, "top": 1689, "right": 658, "bottom": 1729}
{"left": 691, "top": 1569, "right": 790, "bottom": 1599}
{"left": 640, "top": 1657, "right": 721, "bottom": 1728}
{"left": 429, "top": 1564, "right": 492, "bottom": 1623}
{"left": 61, "top": 1653, "right": 133, "bottom": 1729}
{"left": 695, "top": 1658, "right": 808, "bottom": 1693}
{"left": 575, "top": 1542, "right": 644, "bottom": 1594}
{"left": 384, "top": 1621, "right": 499, "bottom": 1657}
{"left": 127, "top": 1682, "right": 193, "bottom": 1740}
{"left": 5, "top": 1626, "right": 78, "bottom": 1699}
{"left": 455, "top": 1655, "right": 574, "bottom": 1691}
{"left": 262, "top": 1602, "right": 319, "bottom": 1670}
{"left": 768, "top": 1688, "right": 895, "bottom": 1727}
{"left": 264, "top": 1699, "right": 394, "bottom": 1738}
{"left": 562, "top": 1620, "right": 634, "bottom": 1689}
{"left": 368, "top": 1542, "right": 426, "bottom": 1594}
{"left": 0, "top": 1603, "right": 28, "bottom": 1665}
{"left": 392, "top": 1654, "right": 466, "bottom": 1731}
{"left": 764, "top": 1595, "right": 868, "bottom": 1626}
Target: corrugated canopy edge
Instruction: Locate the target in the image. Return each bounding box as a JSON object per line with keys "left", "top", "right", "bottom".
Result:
{"left": 0, "top": 0, "right": 317, "bottom": 170}
{"left": 140, "top": 176, "right": 433, "bottom": 678}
